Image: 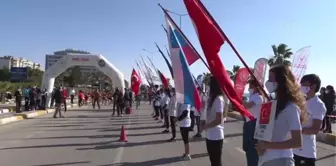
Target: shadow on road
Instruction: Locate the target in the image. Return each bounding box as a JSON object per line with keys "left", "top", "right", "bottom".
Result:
{"left": 33, "top": 161, "right": 91, "bottom": 166}
{"left": 317, "top": 153, "right": 336, "bottom": 161}
{"left": 97, "top": 153, "right": 208, "bottom": 166}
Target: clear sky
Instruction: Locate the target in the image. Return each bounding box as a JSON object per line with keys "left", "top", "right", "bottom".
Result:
{"left": 0, "top": 0, "right": 335, "bottom": 87}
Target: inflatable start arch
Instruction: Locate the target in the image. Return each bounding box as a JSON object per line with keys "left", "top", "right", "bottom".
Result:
{"left": 41, "top": 54, "right": 125, "bottom": 107}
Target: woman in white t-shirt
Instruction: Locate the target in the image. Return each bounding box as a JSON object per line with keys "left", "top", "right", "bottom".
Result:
{"left": 167, "top": 88, "right": 178, "bottom": 142}
{"left": 256, "top": 65, "right": 308, "bottom": 166}
{"left": 161, "top": 88, "right": 171, "bottom": 133}
{"left": 243, "top": 79, "right": 265, "bottom": 166}
{"left": 177, "top": 103, "right": 192, "bottom": 160}
{"left": 203, "top": 76, "right": 226, "bottom": 166}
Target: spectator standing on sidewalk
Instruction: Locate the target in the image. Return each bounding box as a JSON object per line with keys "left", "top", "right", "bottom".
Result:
{"left": 41, "top": 89, "right": 47, "bottom": 110}
{"left": 24, "top": 86, "right": 30, "bottom": 111}
{"left": 322, "top": 85, "right": 335, "bottom": 133}
{"left": 14, "top": 88, "right": 22, "bottom": 113}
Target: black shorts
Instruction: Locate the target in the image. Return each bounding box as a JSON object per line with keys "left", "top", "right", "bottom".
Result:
{"left": 294, "top": 154, "right": 316, "bottom": 166}
{"left": 180, "top": 127, "right": 190, "bottom": 144}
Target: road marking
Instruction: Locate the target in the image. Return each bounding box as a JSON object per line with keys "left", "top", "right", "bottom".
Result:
{"left": 112, "top": 110, "right": 134, "bottom": 164}
{"left": 235, "top": 147, "right": 245, "bottom": 154}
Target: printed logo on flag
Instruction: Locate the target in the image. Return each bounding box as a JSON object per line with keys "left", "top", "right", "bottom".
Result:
{"left": 259, "top": 102, "right": 272, "bottom": 124}
{"left": 254, "top": 101, "right": 277, "bottom": 141}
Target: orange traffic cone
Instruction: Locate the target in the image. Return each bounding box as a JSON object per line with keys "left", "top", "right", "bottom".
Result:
{"left": 119, "top": 125, "right": 128, "bottom": 142}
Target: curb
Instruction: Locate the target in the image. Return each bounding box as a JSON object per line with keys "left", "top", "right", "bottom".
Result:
{"left": 0, "top": 104, "right": 77, "bottom": 126}
{"left": 226, "top": 111, "right": 336, "bottom": 146}
{"left": 0, "top": 115, "right": 24, "bottom": 125}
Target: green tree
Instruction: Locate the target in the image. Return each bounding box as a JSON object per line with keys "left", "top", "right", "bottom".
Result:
{"left": 203, "top": 72, "right": 211, "bottom": 86}
{"left": 28, "top": 67, "right": 43, "bottom": 82}
{"left": 0, "top": 67, "right": 11, "bottom": 81}
{"left": 268, "top": 43, "right": 293, "bottom": 67}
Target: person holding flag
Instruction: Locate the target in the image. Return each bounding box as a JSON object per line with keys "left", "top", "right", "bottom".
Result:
{"left": 256, "top": 65, "right": 307, "bottom": 166}
{"left": 167, "top": 88, "right": 178, "bottom": 142}
{"left": 201, "top": 76, "right": 226, "bottom": 166}
{"left": 243, "top": 78, "right": 266, "bottom": 166}
{"left": 131, "top": 69, "right": 142, "bottom": 109}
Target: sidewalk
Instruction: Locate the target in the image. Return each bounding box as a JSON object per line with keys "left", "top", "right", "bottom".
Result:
{"left": 0, "top": 103, "right": 78, "bottom": 126}
{"left": 227, "top": 111, "right": 336, "bottom": 146}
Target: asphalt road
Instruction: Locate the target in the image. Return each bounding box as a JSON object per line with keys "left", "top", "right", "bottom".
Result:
{"left": 0, "top": 104, "right": 334, "bottom": 166}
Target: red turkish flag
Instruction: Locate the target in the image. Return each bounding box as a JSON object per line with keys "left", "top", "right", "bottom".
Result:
{"left": 131, "top": 69, "right": 142, "bottom": 95}
{"left": 259, "top": 102, "right": 272, "bottom": 124}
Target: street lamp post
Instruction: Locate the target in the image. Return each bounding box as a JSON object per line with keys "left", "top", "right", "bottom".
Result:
{"left": 165, "top": 10, "right": 188, "bottom": 29}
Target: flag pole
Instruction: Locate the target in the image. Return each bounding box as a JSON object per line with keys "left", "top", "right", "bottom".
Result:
{"left": 159, "top": 3, "right": 210, "bottom": 71}
{"left": 164, "top": 45, "right": 170, "bottom": 57}
{"left": 155, "top": 42, "right": 174, "bottom": 79}
{"left": 139, "top": 56, "right": 154, "bottom": 86}
{"left": 135, "top": 60, "right": 150, "bottom": 85}
{"left": 161, "top": 24, "right": 167, "bottom": 34}
{"left": 195, "top": 1, "right": 270, "bottom": 101}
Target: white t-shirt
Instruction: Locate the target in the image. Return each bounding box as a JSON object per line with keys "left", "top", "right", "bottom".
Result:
{"left": 293, "top": 96, "right": 326, "bottom": 159}
{"left": 178, "top": 103, "right": 191, "bottom": 127}
{"left": 154, "top": 93, "right": 161, "bottom": 107}
{"left": 199, "top": 94, "right": 208, "bottom": 120}
{"left": 161, "top": 95, "right": 170, "bottom": 109}
{"left": 168, "top": 95, "right": 177, "bottom": 117}
{"left": 261, "top": 103, "right": 302, "bottom": 164}
{"left": 70, "top": 89, "right": 75, "bottom": 95}
{"left": 206, "top": 96, "right": 225, "bottom": 140}
{"left": 248, "top": 93, "right": 264, "bottom": 118}
{"left": 160, "top": 93, "right": 165, "bottom": 106}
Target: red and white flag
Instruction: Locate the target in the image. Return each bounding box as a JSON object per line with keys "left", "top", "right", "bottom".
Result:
{"left": 291, "top": 46, "right": 310, "bottom": 83}
{"left": 234, "top": 68, "right": 250, "bottom": 101}
{"left": 253, "top": 58, "right": 268, "bottom": 85}
{"left": 184, "top": 0, "right": 254, "bottom": 121}
{"left": 131, "top": 69, "right": 142, "bottom": 95}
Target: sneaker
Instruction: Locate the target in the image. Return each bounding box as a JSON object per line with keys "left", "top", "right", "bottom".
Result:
{"left": 167, "top": 138, "right": 176, "bottom": 142}
{"left": 184, "top": 154, "right": 191, "bottom": 160}
{"left": 158, "top": 119, "right": 164, "bottom": 123}
{"left": 155, "top": 117, "right": 159, "bottom": 120}
{"left": 193, "top": 133, "right": 202, "bottom": 138}
{"left": 162, "top": 129, "right": 169, "bottom": 133}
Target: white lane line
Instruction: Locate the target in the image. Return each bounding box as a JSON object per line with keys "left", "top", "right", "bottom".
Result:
{"left": 112, "top": 110, "right": 134, "bottom": 164}
{"left": 235, "top": 147, "right": 245, "bottom": 154}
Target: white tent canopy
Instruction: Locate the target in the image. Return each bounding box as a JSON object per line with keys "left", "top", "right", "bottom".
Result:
{"left": 41, "top": 54, "right": 125, "bottom": 107}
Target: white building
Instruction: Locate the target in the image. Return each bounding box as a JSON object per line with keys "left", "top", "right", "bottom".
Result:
{"left": 0, "top": 56, "right": 43, "bottom": 71}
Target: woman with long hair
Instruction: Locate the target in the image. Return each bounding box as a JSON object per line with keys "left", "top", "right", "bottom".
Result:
{"left": 243, "top": 79, "right": 265, "bottom": 166}
{"left": 256, "top": 65, "right": 307, "bottom": 166}
{"left": 203, "top": 76, "right": 226, "bottom": 166}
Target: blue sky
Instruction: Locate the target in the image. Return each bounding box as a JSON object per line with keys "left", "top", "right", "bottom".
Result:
{"left": 0, "top": 0, "right": 335, "bottom": 87}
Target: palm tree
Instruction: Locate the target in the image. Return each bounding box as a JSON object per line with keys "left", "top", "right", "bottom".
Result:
{"left": 268, "top": 44, "right": 293, "bottom": 67}
{"left": 230, "top": 65, "right": 241, "bottom": 80}
{"left": 203, "top": 72, "right": 212, "bottom": 86}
